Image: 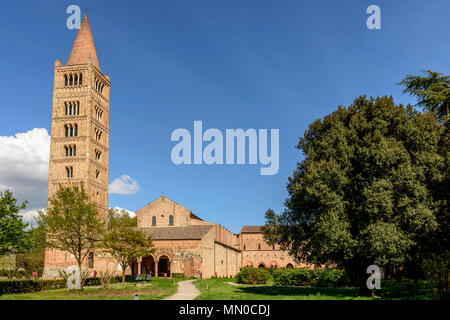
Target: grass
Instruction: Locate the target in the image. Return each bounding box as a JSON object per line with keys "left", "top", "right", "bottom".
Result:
{"left": 0, "top": 278, "right": 180, "bottom": 300}
{"left": 193, "top": 278, "right": 434, "bottom": 300}
{"left": 0, "top": 277, "right": 434, "bottom": 300}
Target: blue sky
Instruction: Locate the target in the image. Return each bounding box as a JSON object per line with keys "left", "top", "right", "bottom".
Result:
{"left": 0, "top": 0, "right": 449, "bottom": 233}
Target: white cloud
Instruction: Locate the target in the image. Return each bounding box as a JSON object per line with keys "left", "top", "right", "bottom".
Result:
{"left": 110, "top": 206, "right": 136, "bottom": 217}
{"left": 0, "top": 128, "right": 50, "bottom": 223}
{"left": 0, "top": 129, "right": 140, "bottom": 225}
{"left": 21, "top": 208, "right": 45, "bottom": 225}
{"left": 108, "top": 175, "right": 140, "bottom": 195}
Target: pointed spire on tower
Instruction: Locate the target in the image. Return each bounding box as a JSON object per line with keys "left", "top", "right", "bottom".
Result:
{"left": 67, "top": 14, "right": 101, "bottom": 71}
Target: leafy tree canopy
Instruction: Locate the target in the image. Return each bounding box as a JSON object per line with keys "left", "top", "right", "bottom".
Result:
{"left": 107, "top": 208, "right": 137, "bottom": 230}
{"left": 399, "top": 70, "right": 450, "bottom": 120}
{"left": 263, "top": 96, "right": 447, "bottom": 287}
{"left": 101, "top": 210, "right": 153, "bottom": 282}
{"left": 38, "top": 184, "right": 104, "bottom": 274}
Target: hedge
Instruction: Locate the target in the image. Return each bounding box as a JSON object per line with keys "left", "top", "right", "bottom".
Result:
{"left": 236, "top": 267, "right": 271, "bottom": 285}
{"left": 272, "top": 268, "right": 350, "bottom": 287}
{"left": 0, "top": 275, "right": 137, "bottom": 295}
{"left": 0, "top": 279, "right": 66, "bottom": 295}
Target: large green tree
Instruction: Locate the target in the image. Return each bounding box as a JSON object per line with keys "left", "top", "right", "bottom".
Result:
{"left": 263, "top": 96, "right": 447, "bottom": 293}
{"left": 0, "top": 190, "right": 33, "bottom": 257}
{"left": 399, "top": 70, "right": 450, "bottom": 120}
{"left": 38, "top": 184, "right": 104, "bottom": 285}
{"left": 101, "top": 210, "right": 153, "bottom": 282}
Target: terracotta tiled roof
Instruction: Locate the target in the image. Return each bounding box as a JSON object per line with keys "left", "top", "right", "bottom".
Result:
{"left": 139, "top": 225, "right": 213, "bottom": 240}
{"left": 67, "top": 14, "right": 101, "bottom": 71}
{"left": 240, "top": 226, "right": 263, "bottom": 234}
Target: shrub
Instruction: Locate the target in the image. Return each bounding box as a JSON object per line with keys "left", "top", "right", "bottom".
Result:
{"left": 310, "top": 269, "right": 350, "bottom": 287}
{"left": 236, "top": 267, "right": 271, "bottom": 285}
{"left": 99, "top": 270, "right": 115, "bottom": 289}
{"left": 423, "top": 252, "right": 450, "bottom": 300}
{"left": 0, "top": 269, "right": 27, "bottom": 279}
{"left": 172, "top": 273, "right": 186, "bottom": 279}
{"left": 272, "top": 268, "right": 349, "bottom": 287}
{"left": 272, "top": 268, "right": 312, "bottom": 286}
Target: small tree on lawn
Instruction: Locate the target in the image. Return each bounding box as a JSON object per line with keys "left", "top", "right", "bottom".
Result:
{"left": 16, "top": 220, "right": 47, "bottom": 278}
{"left": 101, "top": 210, "right": 154, "bottom": 282}
{"left": 38, "top": 184, "right": 104, "bottom": 288}
{"left": 0, "top": 190, "right": 33, "bottom": 257}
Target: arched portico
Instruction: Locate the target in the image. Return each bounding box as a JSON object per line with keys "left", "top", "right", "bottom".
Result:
{"left": 131, "top": 255, "right": 156, "bottom": 276}
{"left": 142, "top": 255, "right": 155, "bottom": 276}
{"left": 157, "top": 255, "right": 170, "bottom": 277}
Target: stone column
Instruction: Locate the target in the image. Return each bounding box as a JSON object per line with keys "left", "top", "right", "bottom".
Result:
{"left": 155, "top": 260, "right": 158, "bottom": 277}
{"left": 137, "top": 257, "right": 142, "bottom": 275}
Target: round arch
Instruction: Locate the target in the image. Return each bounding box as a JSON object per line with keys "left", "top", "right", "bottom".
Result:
{"left": 269, "top": 261, "right": 279, "bottom": 269}
{"left": 257, "top": 263, "right": 266, "bottom": 268}
{"left": 141, "top": 255, "right": 155, "bottom": 276}
{"left": 157, "top": 255, "right": 171, "bottom": 277}
{"left": 244, "top": 261, "right": 254, "bottom": 267}
{"left": 286, "top": 263, "right": 294, "bottom": 268}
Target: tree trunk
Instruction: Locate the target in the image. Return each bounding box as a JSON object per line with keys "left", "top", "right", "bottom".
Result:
{"left": 78, "top": 261, "right": 83, "bottom": 290}
{"left": 122, "top": 268, "right": 126, "bottom": 283}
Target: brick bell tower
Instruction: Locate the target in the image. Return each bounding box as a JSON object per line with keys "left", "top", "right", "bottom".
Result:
{"left": 44, "top": 15, "right": 110, "bottom": 277}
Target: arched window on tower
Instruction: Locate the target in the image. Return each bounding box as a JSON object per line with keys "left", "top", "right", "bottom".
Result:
{"left": 95, "top": 149, "right": 102, "bottom": 161}
{"left": 152, "top": 216, "right": 156, "bottom": 226}
{"left": 65, "top": 124, "right": 78, "bottom": 137}
{"left": 169, "top": 215, "right": 174, "bottom": 226}
{"left": 95, "top": 128, "right": 102, "bottom": 142}
{"left": 64, "top": 75, "right": 68, "bottom": 86}
{"left": 66, "top": 166, "right": 73, "bottom": 178}
{"left": 69, "top": 74, "right": 73, "bottom": 86}
{"left": 74, "top": 74, "right": 78, "bottom": 86}
{"left": 79, "top": 73, "right": 82, "bottom": 85}
{"left": 65, "top": 145, "right": 76, "bottom": 157}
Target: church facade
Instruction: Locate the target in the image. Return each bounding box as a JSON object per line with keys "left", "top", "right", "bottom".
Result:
{"left": 132, "top": 196, "right": 303, "bottom": 279}
{"left": 43, "top": 15, "right": 302, "bottom": 279}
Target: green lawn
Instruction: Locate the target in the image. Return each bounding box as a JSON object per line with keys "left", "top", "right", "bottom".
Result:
{"left": 193, "top": 278, "right": 434, "bottom": 300}
{"left": 0, "top": 278, "right": 179, "bottom": 300}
